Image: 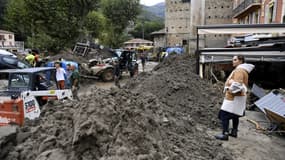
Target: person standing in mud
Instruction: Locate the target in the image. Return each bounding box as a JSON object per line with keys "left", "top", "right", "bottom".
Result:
{"left": 65, "top": 64, "right": 72, "bottom": 89}
{"left": 70, "top": 65, "right": 80, "bottom": 100}
{"left": 113, "top": 60, "right": 121, "bottom": 88}
{"left": 215, "top": 55, "right": 254, "bottom": 141}
{"left": 55, "top": 61, "right": 66, "bottom": 89}
{"left": 140, "top": 51, "right": 146, "bottom": 72}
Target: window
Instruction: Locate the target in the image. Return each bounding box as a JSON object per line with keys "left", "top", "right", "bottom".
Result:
{"left": 268, "top": 3, "right": 275, "bottom": 23}
{"left": 9, "top": 35, "right": 13, "bottom": 39}
{"left": 10, "top": 74, "right": 30, "bottom": 88}
{"left": 0, "top": 35, "right": 4, "bottom": 40}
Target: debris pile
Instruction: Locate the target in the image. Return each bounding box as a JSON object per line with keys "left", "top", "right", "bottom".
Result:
{"left": 47, "top": 48, "right": 115, "bottom": 64}
{"left": 126, "top": 55, "right": 223, "bottom": 127}
{"left": 2, "top": 55, "right": 232, "bottom": 160}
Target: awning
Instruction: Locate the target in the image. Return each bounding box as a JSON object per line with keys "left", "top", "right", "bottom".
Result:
{"left": 197, "top": 24, "right": 285, "bottom": 34}
{"left": 200, "top": 50, "right": 285, "bottom": 57}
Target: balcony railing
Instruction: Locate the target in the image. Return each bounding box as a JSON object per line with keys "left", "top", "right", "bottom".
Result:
{"left": 233, "top": 0, "right": 261, "bottom": 18}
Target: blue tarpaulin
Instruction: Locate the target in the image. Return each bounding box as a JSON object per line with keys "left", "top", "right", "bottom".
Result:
{"left": 166, "top": 47, "right": 184, "bottom": 54}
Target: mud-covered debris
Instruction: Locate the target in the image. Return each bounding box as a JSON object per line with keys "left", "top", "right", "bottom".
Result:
{"left": 1, "top": 55, "right": 233, "bottom": 160}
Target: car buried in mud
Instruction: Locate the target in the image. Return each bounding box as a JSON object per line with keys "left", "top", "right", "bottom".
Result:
{"left": 81, "top": 50, "right": 139, "bottom": 81}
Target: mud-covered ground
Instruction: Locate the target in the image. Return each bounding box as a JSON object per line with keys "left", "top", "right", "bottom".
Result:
{"left": 1, "top": 55, "right": 285, "bottom": 160}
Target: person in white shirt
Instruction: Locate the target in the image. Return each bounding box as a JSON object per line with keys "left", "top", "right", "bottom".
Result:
{"left": 55, "top": 61, "right": 66, "bottom": 89}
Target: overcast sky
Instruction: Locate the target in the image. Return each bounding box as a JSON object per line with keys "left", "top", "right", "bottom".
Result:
{"left": 140, "top": 0, "right": 165, "bottom": 6}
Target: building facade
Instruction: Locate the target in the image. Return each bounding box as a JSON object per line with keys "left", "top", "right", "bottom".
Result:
{"left": 203, "top": 0, "right": 234, "bottom": 48}
{"left": 0, "top": 30, "right": 15, "bottom": 48}
{"left": 123, "top": 38, "right": 153, "bottom": 50}
{"left": 233, "top": 0, "right": 285, "bottom": 24}
{"left": 151, "top": 29, "right": 166, "bottom": 49}
{"left": 164, "top": 0, "right": 233, "bottom": 53}
{"left": 165, "top": 0, "right": 192, "bottom": 47}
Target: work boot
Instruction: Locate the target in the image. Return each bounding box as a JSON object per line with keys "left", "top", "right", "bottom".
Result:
{"left": 215, "top": 132, "right": 229, "bottom": 141}
{"left": 229, "top": 129, "right": 238, "bottom": 138}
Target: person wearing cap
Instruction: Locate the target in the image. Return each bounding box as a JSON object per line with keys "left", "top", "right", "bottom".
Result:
{"left": 55, "top": 61, "right": 66, "bottom": 89}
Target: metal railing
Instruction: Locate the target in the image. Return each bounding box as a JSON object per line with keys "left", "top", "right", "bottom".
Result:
{"left": 233, "top": 0, "right": 261, "bottom": 17}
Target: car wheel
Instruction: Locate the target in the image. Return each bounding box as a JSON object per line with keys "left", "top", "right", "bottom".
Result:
{"left": 101, "top": 68, "right": 114, "bottom": 82}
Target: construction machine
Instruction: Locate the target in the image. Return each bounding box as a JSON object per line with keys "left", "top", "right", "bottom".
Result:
{"left": 0, "top": 67, "right": 73, "bottom": 126}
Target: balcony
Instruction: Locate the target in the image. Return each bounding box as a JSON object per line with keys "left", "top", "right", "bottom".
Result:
{"left": 233, "top": 0, "right": 261, "bottom": 18}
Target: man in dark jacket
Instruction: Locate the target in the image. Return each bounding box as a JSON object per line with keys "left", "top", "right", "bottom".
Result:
{"left": 113, "top": 60, "right": 121, "bottom": 88}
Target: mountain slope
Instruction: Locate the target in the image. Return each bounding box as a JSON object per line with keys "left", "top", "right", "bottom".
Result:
{"left": 141, "top": 2, "right": 165, "bottom": 20}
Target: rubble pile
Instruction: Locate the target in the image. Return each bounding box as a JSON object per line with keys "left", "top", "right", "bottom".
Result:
{"left": 2, "top": 55, "right": 232, "bottom": 160}
{"left": 126, "top": 55, "right": 223, "bottom": 127}
{"left": 47, "top": 48, "right": 115, "bottom": 64}
{"left": 46, "top": 53, "right": 89, "bottom": 64}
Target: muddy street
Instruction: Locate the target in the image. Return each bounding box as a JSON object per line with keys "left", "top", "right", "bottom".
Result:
{"left": 80, "top": 61, "right": 158, "bottom": 91}
{"left": 1, "top": 55, "right": 285, "bottom": 160}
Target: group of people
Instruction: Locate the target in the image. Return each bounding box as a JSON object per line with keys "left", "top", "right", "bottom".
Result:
{"left": 55, "top": 61, "right": 80, "bottom": 101}
{"left": 25, "top": 50, "right": 40, "bottom": 67}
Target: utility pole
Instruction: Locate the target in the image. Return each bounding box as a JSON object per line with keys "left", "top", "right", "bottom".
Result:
{"left": 142, "top": 21, "right": 145, "bottom": 39}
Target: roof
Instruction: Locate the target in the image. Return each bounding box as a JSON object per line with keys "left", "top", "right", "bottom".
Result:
{"left": 0, "top": 67, "right": 55, "bottom": 73}
{"left": 255, "top": 90, "right": 285, "bottom": 117}
{"left": 197, "top": 24, "right": 285, "bottom": 34}
{"left": 124, "top": 38, "right": 153, "bottom": 44}
{"left": 0, "top": 30, "right": 14, "bottom": 34}
{"left": 151, "top": 29, "right": 165, "bottom": 35}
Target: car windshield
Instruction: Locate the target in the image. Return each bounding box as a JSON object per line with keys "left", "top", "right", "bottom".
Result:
{"left": 10, "top": 73, "right": 30, "bottom": 88}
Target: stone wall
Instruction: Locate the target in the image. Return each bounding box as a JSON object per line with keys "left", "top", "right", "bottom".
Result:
{"left": 204, "top": 0, "right": 233, "bottom": 48}
{"left": 165, "top": 0, "right": 191, "bottom": 47}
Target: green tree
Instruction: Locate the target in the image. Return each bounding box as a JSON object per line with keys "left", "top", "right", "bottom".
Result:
{"left": 101, "top": 0, "right": 141, "bottom": 47}
{"left": 0, "top": 0, "right": 8, "bottom": 28}
{"left": 4, "top": 0, "right": 141, "bottom": 51}
{"left": 4, "top": 0, "right": 99, "bottom": 52}
{"left": 84, "top": 11, "right": 106, "bottom": 39}
{"left": 129, "top": 21, "right": 164, "bottom": 40}
{"left": 4, "top": 0, "right": 29, "bottom": 41}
